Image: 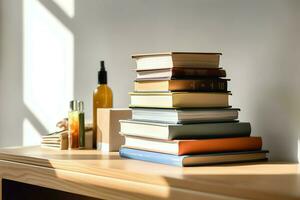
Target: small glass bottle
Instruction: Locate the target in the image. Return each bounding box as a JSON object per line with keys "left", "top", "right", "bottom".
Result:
{"left": 93, "top": 61, "right": 113, "bottom": 148}
{"left": 68, "top": 100, "right": 79, "bottom": 149}
{"left": 78, "top": 101, "right": 85, "bottom": 149}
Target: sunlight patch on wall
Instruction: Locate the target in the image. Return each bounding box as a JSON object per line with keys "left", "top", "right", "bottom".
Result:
{"left": 23, "top": 118, "right": 42, "bottom": 146}
{"left": 52, "top": 0, "right": 75, "bottom": 18}
{"left": 23, "top": 0, "right": 74, "bottom": 139}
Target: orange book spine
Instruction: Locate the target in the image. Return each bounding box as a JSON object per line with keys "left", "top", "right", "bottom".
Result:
{"left": 178, "top": 137, "right": 262, "bottom": 155}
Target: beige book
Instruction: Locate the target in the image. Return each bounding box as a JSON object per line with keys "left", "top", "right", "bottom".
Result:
{"left": 42, "top": 125, "right": 93, "bottom": 150}
{"left": 41, "top": 144, "right": 61, "bottom": 149}
{"left": 42, "top": 132, "right": 66, "bottom": 139}
{"left": 132, "top": 52, "right": 221, "bottom": 70}
{"left": 130, "top": 92, "right": 230, "bottom": 108}
{"left": 97, "top": 108, "right": 132, "bottom": 152}
{"left": 41, "top": 141, "right": 61, "bottom": 145}
{"left": 42, "top": 138, "right": 61, "bottom": 142}
{"left": 41, "top": 131, "right": 68, "bottom": 150}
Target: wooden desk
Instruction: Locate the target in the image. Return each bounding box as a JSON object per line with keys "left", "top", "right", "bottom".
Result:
{"left": 0, "top": 146, "right": 299, "bottom": 200}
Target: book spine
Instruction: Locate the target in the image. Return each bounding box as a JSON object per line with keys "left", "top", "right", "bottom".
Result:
{"left": 119, "top": 147, "right": 183, "bottom": 166}
{"left": 178, "top": 137, "right": 262, "bottom": 155}
{"left": 170, "top": 79, "right": 227, "bottom": 92}
{"left": 172, "top": 68, "right": 226, "bottom": 78}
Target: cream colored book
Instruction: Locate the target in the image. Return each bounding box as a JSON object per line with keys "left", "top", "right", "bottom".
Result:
{"left": 129, "top": 92, "right": 230, "bottom": 108}
{"left": 132, "top": 52, "right": 222, "bottom": 70}
{"left": 41, "top": 144, "right": 64, "bottom": 150}
{"left": 41, "top": 140, "right": 61, "bottom": 144}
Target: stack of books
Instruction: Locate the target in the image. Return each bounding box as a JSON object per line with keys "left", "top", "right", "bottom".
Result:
{"left": 119, "top": 52, "right": 268, "bottom": 167}
{"left": 41, "top": 130, "right": 69, "bottom": 150}
{"left": 41, "top": 124, "right": 93, "bottom": 150}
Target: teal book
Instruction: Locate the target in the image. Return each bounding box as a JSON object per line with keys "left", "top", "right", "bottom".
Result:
{"left": 119, "top": 120, "right": 251, "bottom": 140}
{"left": 119, "top": 147, "right": 268, "bottom": 167}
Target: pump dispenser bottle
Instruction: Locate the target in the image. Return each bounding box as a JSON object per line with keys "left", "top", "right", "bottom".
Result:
{"left": 93, "top": 61, "right": 113, "bottom": 148}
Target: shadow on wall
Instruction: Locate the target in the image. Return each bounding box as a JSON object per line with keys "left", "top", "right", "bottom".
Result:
{"left": 0, "top": 0, "right": 52, "bottom": 147}
{"left": 22, "top": 0, "right": 74, "bottom": 145}
{"left": 0, "top": 0, "right": 134, "bottom": 148}
{"left": 0, "top": 0, "right": 75, "bottom": 146}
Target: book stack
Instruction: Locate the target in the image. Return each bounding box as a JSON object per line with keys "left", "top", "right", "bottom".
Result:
{"left": 41, "top": 124, "right": 93, "bottom": 150}
{"left": 41, "top": 130, "right": 69, "bottom": 150}
{"left": 119, "top": 52, "right": 268, "bottom": 167}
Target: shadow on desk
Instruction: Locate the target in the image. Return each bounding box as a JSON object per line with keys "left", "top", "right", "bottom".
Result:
{"left": 2, "top": 179, "right": 101, "bottom": 200}
{"left": 162, "top": 162, "right": 300, "bottom": 200}
{"left": 48, "top": 154, "right": 121, "bottom": 160}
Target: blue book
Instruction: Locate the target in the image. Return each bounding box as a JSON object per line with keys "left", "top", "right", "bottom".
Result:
{"left": 119, "top": 147, "right": 268, "bottom": 167}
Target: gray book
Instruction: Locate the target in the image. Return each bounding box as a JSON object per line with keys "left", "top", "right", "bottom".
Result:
{"left": 119, "top": 120, "right": 251, "bottom": 140}
{"left": 132, "top": 108, "right": 240, "bottom": 124}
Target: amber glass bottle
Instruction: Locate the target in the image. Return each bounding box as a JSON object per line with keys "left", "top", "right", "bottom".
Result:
{"left": 93, "top": 61, "right": 113, "bottom": 148}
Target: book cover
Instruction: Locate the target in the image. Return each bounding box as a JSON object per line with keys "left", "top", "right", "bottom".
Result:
{"left": 136, "top": 68, "right": 226, "bottom": 79}
{"left": 132, "top": 52, "right": 222, "bottom": 70}
{"left": 119, "top": 147, "right": 268, "bottom": 167}
{"left": 130, "top": 92, "right": 230, "bottom": 108}
{"left": 134, "top": 78, "right": 228, "bottom": 92}
{"left": 123, "top": 136, "right": 262, "bottom": 155}
{"left": 131, "top": 108, "right": 239, "bottom": 124}
{"left": 120, "top": 120, "right": 251, "bottom": 140}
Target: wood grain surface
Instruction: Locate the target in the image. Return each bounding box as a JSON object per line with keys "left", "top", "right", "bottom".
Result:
{"left": 0, "top": 146, "right": 299, "bottom": 200}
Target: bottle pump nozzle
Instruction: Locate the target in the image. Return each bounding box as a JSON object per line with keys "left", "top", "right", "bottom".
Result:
{"left": 98, "top": 60, "right": 107, "bottom": 84}
{"left": 100, "top": 61, "right": 105, "bottom": 70}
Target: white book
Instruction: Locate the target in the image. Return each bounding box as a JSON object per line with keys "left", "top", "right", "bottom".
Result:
{"left": 132, "top": 108, "right": 239, "bottom": 124}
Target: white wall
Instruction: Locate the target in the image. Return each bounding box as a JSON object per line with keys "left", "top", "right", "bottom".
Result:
{"left": 0, "top": 0, "right": 300, "bottom": 162}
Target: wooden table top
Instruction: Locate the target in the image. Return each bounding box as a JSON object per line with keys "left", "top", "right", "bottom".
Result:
{"left": 0, "top": 146, "right": 299, "bottom": 200}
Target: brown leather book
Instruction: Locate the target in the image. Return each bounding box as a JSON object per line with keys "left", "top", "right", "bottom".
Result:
{"left": 136, "top": 67, "right": 226, "bottom": 80}
{"left": 134, "top": 78, "right": 228, "bottom": 92}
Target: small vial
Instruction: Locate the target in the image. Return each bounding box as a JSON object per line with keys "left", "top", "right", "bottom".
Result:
{"left": 78, "top": 101, "right": 85, "bottom": 149}
{"left": 68, "top": 100, "right": 79, "bottom": 149}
